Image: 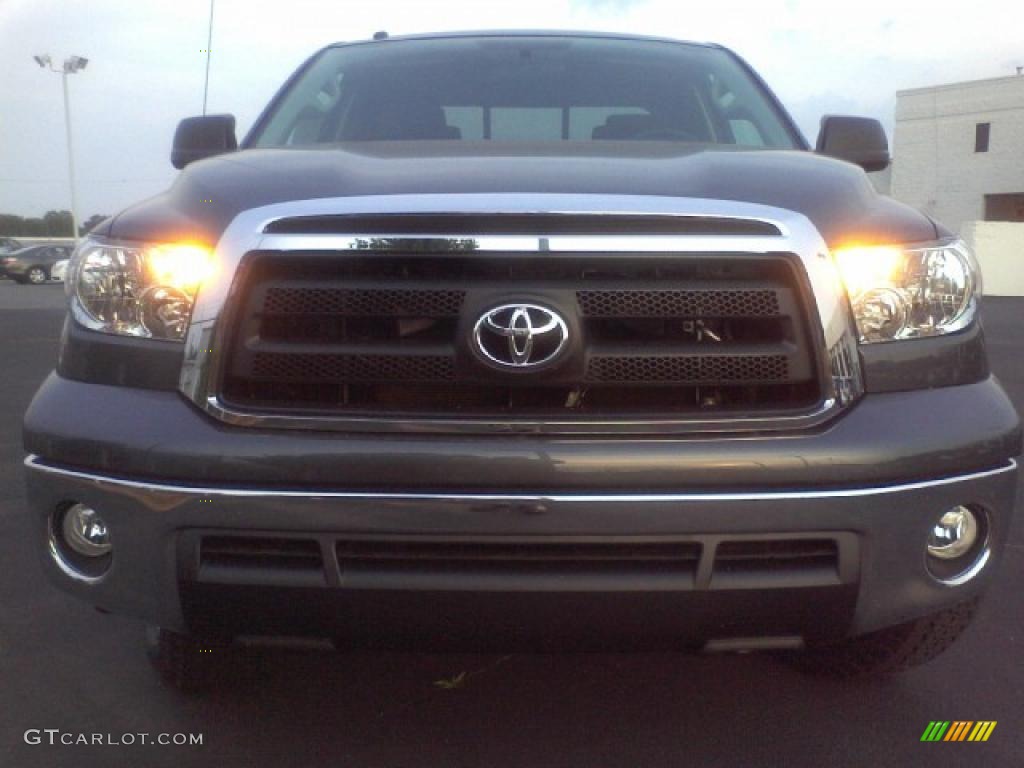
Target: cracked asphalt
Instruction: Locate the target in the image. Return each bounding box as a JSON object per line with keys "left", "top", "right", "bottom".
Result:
{"left": 1, "top": 281, "right": 1021, "bottom": 767}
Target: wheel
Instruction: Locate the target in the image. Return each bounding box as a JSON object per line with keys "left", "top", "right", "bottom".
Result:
{"left": 792, "top": 598, "right": 980, "bottom": 678}
{"left": 145, "top": 625, "right": 229, "bottom": 692}
{"left": 26, "top": 266, "right": 48, "bottom": 284}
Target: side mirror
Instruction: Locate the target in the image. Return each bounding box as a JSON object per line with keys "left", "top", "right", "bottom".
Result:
{"left": 815, "top": 115, "right": 890, "bottom": 173}
{"left": 171, "top": 114, "right": 238, "bottom": 169}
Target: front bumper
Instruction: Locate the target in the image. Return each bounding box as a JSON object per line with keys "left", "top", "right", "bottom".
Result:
{"left": 22, "top": 373, "right": 1021, "bottom": 647}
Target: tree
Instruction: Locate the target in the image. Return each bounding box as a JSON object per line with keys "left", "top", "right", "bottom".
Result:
{"left": 42, "top": 210, "right": 74, "bottom": 237}
{"left": 0, "top": 210, "right": 109, "bottom": 237}
{"left": 80, "top": 214, "right": 110, "bottom": 236}
{"left": 0, "top": 214, "right": 24, "bottom": 236}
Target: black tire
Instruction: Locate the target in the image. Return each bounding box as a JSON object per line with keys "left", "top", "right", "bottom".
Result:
{"left": 145, "top": 626, "right": 229, "bottom": 693}
{"left": 26, "top": 266, "right": 49, "bottom": 284}
{"left": 793, "top": 598, "right": 980, "bottom": 679}
{"left": 10, "top": 275, "right": 26, "bottom": 284}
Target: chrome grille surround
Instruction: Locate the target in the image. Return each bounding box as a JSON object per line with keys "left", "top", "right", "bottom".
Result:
{"left": 179, "top": 194, "right": 863, "bottom": 434}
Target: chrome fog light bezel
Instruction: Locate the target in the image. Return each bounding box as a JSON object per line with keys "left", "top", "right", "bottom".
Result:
{"left": 49, "top": 502, "right": 113, "bottom": 582}
{"left": 62, "top": 502, "right": 112, "bottom": 557}
{"left": 925, "top": 505, "right": 990, "bottom": 586}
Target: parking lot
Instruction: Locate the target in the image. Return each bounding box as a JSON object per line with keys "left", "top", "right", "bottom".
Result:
{"left": 1, "top": 279, "right": 1021, "bottom": 767}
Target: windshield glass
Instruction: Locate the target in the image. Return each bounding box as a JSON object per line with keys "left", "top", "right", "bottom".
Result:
{"left": 248, "top": 36, "right": 801, "bottom": 149}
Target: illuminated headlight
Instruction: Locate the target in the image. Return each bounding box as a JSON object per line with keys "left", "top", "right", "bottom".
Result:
{"left": 833, "top": 239, "right": 980, "bottom": 344}
{"left": 68, "top": 238, "right": 213, "bottom": 341}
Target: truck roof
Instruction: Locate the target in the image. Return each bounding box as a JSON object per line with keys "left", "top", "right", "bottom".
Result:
{"left": 329, "top": 29, "right": 722, "bottom": 50}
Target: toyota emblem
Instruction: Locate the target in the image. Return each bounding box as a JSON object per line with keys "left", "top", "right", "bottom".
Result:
{"left": 472, "top": 304, "right": 570, "bottom": 369}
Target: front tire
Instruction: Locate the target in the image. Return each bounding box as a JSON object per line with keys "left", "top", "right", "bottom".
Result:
{"left": 793, "top": 598, "right": 980, "bottom": 678}
{"left": 145, "top": 626, "right": 228, "bottom": 692}
{"left": 26, "top": 266, "right": 48, "bottom": 284}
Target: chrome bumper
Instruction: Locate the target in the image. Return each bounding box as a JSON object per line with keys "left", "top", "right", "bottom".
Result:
{"left": 24, "top": 454, "right": 1018, "bottom": 640}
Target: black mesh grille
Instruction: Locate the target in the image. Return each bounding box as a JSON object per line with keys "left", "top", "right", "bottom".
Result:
{"left": 264, "top": 287, "right": 464, "bottom": 316}
{"left": 586, "top": 354, "right": 789, "bottom": 384}
{"left": 252, "top": 353, "right": 455, "bottom": 382}
{"left": 220, "top": 246, "right": 822, "bottom": 423}
{"left": 578, "top": 289, "right": 780, "bottom": 318}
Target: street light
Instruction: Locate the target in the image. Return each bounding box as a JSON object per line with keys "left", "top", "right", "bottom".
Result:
{"left": 34, "top": 53, "right": 89, "bottom": 242}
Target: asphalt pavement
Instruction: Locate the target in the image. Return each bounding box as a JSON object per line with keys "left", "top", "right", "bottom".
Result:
{"left": 1, "top": 280, "right": 1021, "bottom": 767}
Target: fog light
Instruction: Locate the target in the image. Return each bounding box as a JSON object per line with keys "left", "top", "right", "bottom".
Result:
{"left": 61, "top": 503, "right": 112, "bottom": 557}
{"left": 927, "top": 506, "right": 978, "bottom": 560}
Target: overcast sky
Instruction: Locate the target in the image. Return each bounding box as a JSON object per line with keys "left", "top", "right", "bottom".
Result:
{"left": 1, "top": 0, "right": 1021, "bottom": 219}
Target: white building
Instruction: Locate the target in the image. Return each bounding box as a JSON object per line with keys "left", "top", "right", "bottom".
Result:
{"left": 891, "top": 74, "right": 1024, "bottom": 296}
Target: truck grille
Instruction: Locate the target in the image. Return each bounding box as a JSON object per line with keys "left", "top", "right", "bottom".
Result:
{"left": 188, "top": 533, "right": 850, "bottom": 591}
{"left": 585, "top": 353, "right": 789, "bottom": 384}
{"left": 576, "top": 288, "right": 781, "bottom": 318}
{"left": 219, "top": 248, "right": 822, "bottom": 422}
{"left": 263, "top": 287, "right": 466, "bottom": 316}
{"left": 336, "top": 539, "right": 704, "bottom": 585}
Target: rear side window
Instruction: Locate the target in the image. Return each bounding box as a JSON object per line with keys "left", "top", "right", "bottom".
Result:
{"left": 250, "top": 37, "right": 799, "bottom": 149}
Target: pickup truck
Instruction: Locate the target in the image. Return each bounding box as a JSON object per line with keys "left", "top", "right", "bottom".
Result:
{"left": 23, "top": 31, "right": 1021, "bottom": 691}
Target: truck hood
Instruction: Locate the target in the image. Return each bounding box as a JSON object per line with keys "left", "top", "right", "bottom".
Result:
{"left": 108, "top": 143, "right": 937, "bottom": 247}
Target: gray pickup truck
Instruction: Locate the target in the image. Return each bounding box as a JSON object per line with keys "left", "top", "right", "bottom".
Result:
{"left": 23, "top": 31, "right": 1020, "bottom": 690}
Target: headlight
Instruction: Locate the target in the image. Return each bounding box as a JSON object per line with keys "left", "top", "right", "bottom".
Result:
{"left": 68, "top": 239, "right": 213, "bottom": 341}
{"left": 833, "top": 239, "right": 980, "bottom": 343}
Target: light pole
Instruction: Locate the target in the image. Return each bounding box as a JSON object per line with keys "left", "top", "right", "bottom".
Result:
{"left": 34, "top": 54, "right": 88, "bottom": 242}
{"left": 203, "top": 0, "right": 215, "bottom": 115}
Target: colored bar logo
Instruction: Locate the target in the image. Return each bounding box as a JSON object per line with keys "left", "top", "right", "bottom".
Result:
{"left": 921, "top": 721, "right": 997, "bottom": 742}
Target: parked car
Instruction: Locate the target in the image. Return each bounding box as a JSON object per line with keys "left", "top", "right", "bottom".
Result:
{"left": 2, "top": 245, "right": 72, "bottom": 284}
{"left": 0, "top": 237, "right": 24, "bottom": 254}
{"left": 49, "top": 259, "right": 70, "bottom": 282}
{"left": 23, "top": 31, "right": 1021, "bottom": 691}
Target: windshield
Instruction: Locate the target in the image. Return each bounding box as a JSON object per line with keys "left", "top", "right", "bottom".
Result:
{"left": 248, "top": 36, "right": 801, "bottom": 149}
